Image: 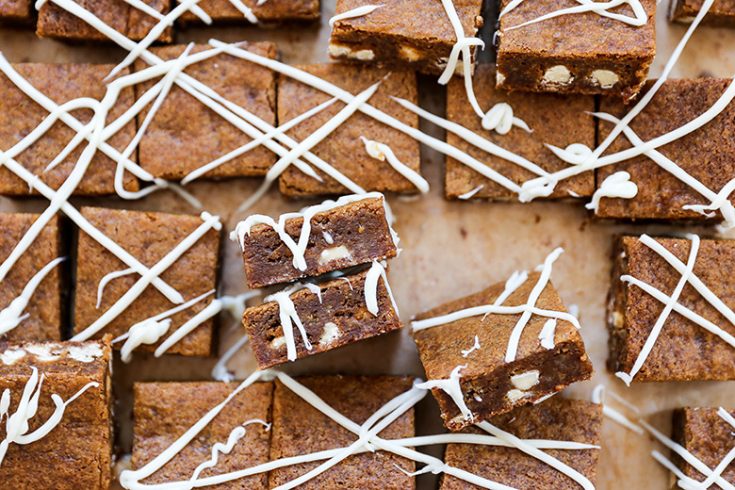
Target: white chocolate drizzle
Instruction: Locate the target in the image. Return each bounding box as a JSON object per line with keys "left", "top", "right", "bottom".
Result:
{"left": 538, "top": 319, "right": 557, "bottom": 349}
{"left": 360, "top": 136, "right": 430, "bottom": 193}
{"left": 411, "top": 247, "right": 579, "bottom": 366}
{"left": 500, "top": 0, "right": 648, "bottom": 31}
{"left": 616, "top": 234, "right": 735, "bottom": 385}
{"left": 458, "top": 185, "right": 484, "bottom": 200}
{"left": 590, "top": 385, "right": 643, "bottom": 434}
{"left": 461, "top": 335, "right": 481, "bottom": 358}
{"left": 364, "top": 260, "right": 399, "bottom": 316}
{"left": 481, "top": 103, "right": 532, "bottom": 135}
{"left": 0, "top": 257, "right": 65, "bottom": 336}
{"left": 328, "top": 4, "right": 381, "bottom": 27}
{"left": 0, "top": 367, "right": 99, "bottom": 466}
{"left": 417, "top": 365, "right": 473, "bottom": 422}
{"left": 120, "top": 369, "right": 599, "bottom": 490}
{"left": 585, "top": 171, "right": 638, "bottom": 211}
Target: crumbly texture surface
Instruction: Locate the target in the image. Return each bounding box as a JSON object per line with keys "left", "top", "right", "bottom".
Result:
{"left": 132, "top": 382, "right": 273, "bottom": 489}
{"left": 0, "top": 0, "right": 31, "bottom": 22}
{"left": 0, "top": 63, "right": 138, "bottom": 196}
{"left": 74, "top": 207, "right": 220, "bottom": 357}
{"left": 134, "top": 42, "right": 277, "bottom": 181}
{"left": 37, "top": 0, "right": 172, "bottom": 42}
{"left": 414, "top": 272, "right": 593, "bottom": 431}
{"left": 0, "top": 340, "right": 113, "bottom": 490}
{"left": 672, "top": 407, "right": 735, "bottom": 484}
{"left": 243, "top": 267, "right": 402, "bottom": 369}
{"left": 496, "top": 0, "right": 656, "bottom": 100}
{"left": 441, "top": 398, "right": 602, "bottom": 489}
{"left": 671, "top": 0, "right": 735, "bottom": 26}
{"left": 608, "top": 236, "right": 735, "bottom": 381}
{"left": 240, "top": 196, "right": 397, "bottom": 288}
{"left": 269, "top": 375, "right": 416, "bottom": 489}
{"left": 179, "top": 0, "right": 320, "bottom": 23}
{"left": 0, "top": 213, "right": 62, "bottom": 343}
{"left": 445, "top": 64, "right": 595, "bottom": 200}
{"left": 277, "top": 63, "right": 421, "bottom": 196}
{"left": 597, "top": 79, "right": 735, "bottom": 221}
{"left": 329, "top": 0, "right": 483, "bottom": 75}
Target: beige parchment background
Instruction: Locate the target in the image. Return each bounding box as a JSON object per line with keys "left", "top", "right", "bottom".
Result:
{"left": 0, "top": 1, "right": 734, "bottom": 488}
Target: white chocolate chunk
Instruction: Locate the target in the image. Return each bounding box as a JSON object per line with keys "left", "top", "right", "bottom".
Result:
{"left": 327, "top": 43, "right": 375, "bottom": 61}
{"left": 319, "top": 322, "right": 341, "bottom": 345}
{"left": 496, "top": 71, "right": 506, "bottom": 86}
{"left": 25, "top": 344, "right": 61, "bottom": 362}
{"left": 590, "top": 69, "right": 619, "bottom": 89}
{"left": 543, "top": 65, "right": 573, "bottom": 85}
{"left": 68, "top": 344, "right": 104, "bottom": 363}
{"left": 0, "top": 348, "right": 25, "bottom": 365}
{"left": 399, "top": 45, "right": 423, "bottom": 62}
{"left": 506, "top": 389, "right": 531, "bottom": 402}
{"left": 270, "top": 336, "right": 287, "bottom": 350}
{"left": 511, "top": 370, "right": 541, "bottom": 390}
{"left": 318, "top": 245, "right": 353, "bottom": 265}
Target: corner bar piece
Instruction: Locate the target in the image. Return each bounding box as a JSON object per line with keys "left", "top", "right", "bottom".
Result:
{"left": 495, "top": 0, "right": 656, "bottom": 100}
{"left": 277, "top": 63, "right": 422, "bottom": 196}
{"left": 269, "top": 375, "right": 416, "bottom": 489}
{"left": 243, "top": 266, "right": 401, "bottom": 369}
{"left": 445, "top": 64, "right": 595, "bottom": 200}
{"left": 0, "top": 63, "right": 138, "bottom": 196}
{"left": 37, "top": 0, "right": 173, "bottom": 42}
{"left": 670, "top": 0, "right": 735, "bottom": 27}
{"left": 0, "top": 339, "right": 112, "bottom": 489}
{"left": 132, "top": 381, "right": 273, "bottom": 488}
{"left": 441, "top": 398, "right": 603, "bottom": 489}
{"left": 329, "top": 0, "right": 484, "bottom": 76}
{"left": 596, "top": 79, "right": 735, "bottom": 221}
{"left": 671, "top": 407, "right": 735, "bottom": 485}
{"left": 178, "top": 0, "right": 320, "bottom": 24}
{"left": 608, "top": 236, "right": 735, "bottom": 381}
{"left": 413, "top": 273, "right": 592, "bottom": 431}
{"left": 237, "top": 194, "right": 398, "bottom": 289}
{"left": 134, "top": 42, "right": 278, "bottom": 182}
{"left": 0, "top": 213, "right": 63, "bottom": 343}
{"left": 74, "top": 207, "right": 221, "bottom": 357}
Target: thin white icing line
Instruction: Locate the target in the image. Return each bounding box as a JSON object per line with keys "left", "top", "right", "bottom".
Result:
{"left": 416, "top": 365, "right": 474, "bottom": 422}
{"left": 616, "top": 235, "right": 700, "bottom": 386}
{"left": 392, "top": 433, "right": 597, "bottom": 450}
{"left": 412, "top": 303, "right": 579, "bottom": 332}
{"left": 264, "top": 283, "right": 316, "bottom": 361}
{"left": 590, "top": 385, "right": 643, "bottom": 434}
{"left": 0, "top": 367, "right": 98, "bottom": 466}
{"left": 538, "top": 319, "right": 556, "bottom": 349}
{"left": 364, "top": 260, "right": 400, "bottom": 317}
{"left": 96, "top": 268, "right": 135, "bottom": 309}
{"left": 211, "top": 333, "right": 249, "bottom": 382}
{"left": 122, "top": 0, "right": 165, "bottom": 20}
{"left": 461, "top": 335, "right": 481, "bottom": 357}
{"left": 72, "top": 213, "right": 222, "bottom": 342}
{"left": 476, "top": 420, "right": 596, "bottom": 490}
{"left": 503, "top": 0, "right": 648, "bottom": 31}
{"left": 328, "top": 4, "right": 381, "bottom": 27}
{"left": 458, "top": 185, "right": 484, "bottom": 200}
{"left": 360, "top": 136, "right": 430, "bottom": 193}
{"left": 0, "top": 257, "right": 65, "bottom": 336}
{"left": 642, "top": 419, "right": 735, "bottom": 490}
{"left": 181, "top": 97, "right": 337, "bottom": 185}
{"left": 505, "top": 247, "right": 563, "bottom": 362}
{"left": 585, "top": 170, "right": 638, "bottom": 211}
{"left": 154, "top": 299, "right": 223, "bottom": 357}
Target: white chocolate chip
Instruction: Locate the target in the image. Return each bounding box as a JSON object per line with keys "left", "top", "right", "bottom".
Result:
{"left": 399, "top": 45, "right": 422, "bottom": 62}
{"left": 327, "top": 44, "right": 375, "bottom": 61}
{"left": 68, "top": 344, "right": 104, "bottom": 363}
{"left": 590, "top": 69, "right": 619, "bottom": 89}
{"left": 0, "top": 348, "right": 26, "bottom": 365}
{"left": 612, "top": 311, "right": 624, "bottom": 328}
{"left": 270, "top": 336, "right": 287, "bottom": 350}
{"left": 507, "top": 388, "right": 530, "bottom": 402}
{"left": 318, "top": 246, "right": 352, "bottom": 265}
{"left": 25, "top": 344, "right": 61, "bottom": 362}
{"left": 496, "top": 71, "right": 506, "bottom": 86}
{"left": 319, "top": 322, "right": 341, "bottom": 345}
{"left": 542, "top": 65, "right": 573, "bottom": 85}
{"left": 510, "top": 370, "right": 540, "bottom": 390}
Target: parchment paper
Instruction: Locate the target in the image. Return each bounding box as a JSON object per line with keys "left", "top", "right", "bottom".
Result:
{"left": 0, "top": 2, "right": 734, "bottom": 488}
